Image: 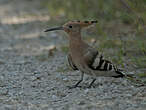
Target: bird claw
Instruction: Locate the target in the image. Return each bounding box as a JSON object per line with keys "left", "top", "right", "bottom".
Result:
{"left": 87, "top": 85, "right": 92, "bottom": 88}
{"left": 67, "top": 85, "right": 81, "bottom": 89}
{"left": 87, "top": 85, "right": 96, "bottom": 88}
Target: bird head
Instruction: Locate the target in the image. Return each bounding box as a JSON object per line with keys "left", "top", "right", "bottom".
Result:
{"left": 44, "top": 20, "right": 98, "bottom": 35}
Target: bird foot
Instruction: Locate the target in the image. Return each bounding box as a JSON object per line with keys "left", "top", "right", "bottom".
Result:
{"left": 87, "top": 85, "right": 92, "bottom": 88}
{"left": 87, "top": 85, "right": 96, "bottom": 88}
{"left": 67, "top": 85, "right": 81, "bottom": 89}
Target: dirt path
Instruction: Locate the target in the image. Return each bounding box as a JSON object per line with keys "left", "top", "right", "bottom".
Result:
{"left": 0, "top": 0, "right": 145, "bottom": 109}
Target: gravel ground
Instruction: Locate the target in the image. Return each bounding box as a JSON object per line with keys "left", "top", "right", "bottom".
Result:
{"left": 0, "top": 0, "right": 146, "bottom": 110}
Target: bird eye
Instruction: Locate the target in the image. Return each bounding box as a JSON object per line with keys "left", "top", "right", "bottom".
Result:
{"left": 69, "top": 25, "right": 72, "bottom": 28}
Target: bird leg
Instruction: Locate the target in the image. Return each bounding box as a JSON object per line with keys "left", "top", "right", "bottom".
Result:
{"left": 88, "top": 78, "right": 96, "bottom": 88}
{"left": 68, "top": 72, "right": 84, "bottom": 89}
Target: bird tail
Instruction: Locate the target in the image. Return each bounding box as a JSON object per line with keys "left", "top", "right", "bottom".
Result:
{"left": 117, "top": 69, "right": 145, "bottom": 86}
{"left": 116, "top": 69, "right": 134, "bottom": 78}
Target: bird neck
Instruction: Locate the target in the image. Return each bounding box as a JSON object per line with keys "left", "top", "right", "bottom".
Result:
{"left": 68, "top": 32, "right": 86, "bottom": 55}
{"left": 69, "top": 32, "right": 82, "bottom": 45}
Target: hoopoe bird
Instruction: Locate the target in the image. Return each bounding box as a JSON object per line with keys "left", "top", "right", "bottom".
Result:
{"left": 44, "top": 20, "right": 139, "bottom": 88}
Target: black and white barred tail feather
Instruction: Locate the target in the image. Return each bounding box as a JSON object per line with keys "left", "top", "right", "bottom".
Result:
{"left": 88, "top": 51, "right": 125, "bottom": 77}
{"left": 88, "top": 51, "right": 137, "bottom": 78}
{"left": 88, "top": 51, "right": 144, "bottom": 85}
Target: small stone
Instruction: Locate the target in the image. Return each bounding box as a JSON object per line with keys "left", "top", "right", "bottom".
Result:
{"left": 48, "top": 45, "right": 57, "bottom": 56}
{"left": 90, "top": 38, "right": 96, "bottom": 43}
{"left": 78, "top": 100, "right": 86, "bottom": 105}
{"left": 0, "top": 87, "right": 8, "bottom": 95}
{"left": 31, "top": 76, "right": 37, "bottom": 81}
{"left": 63, "top": 77, "right": 68, "bottom": 81}
{"left": 84, "top": 89, "right": 89, "bottom": 94}
{"left": 33, "top": 71, "right": 39, "bottom": 74}
{"left": 52, "top": 95, "right": 57, "bottom": 100}
{"left": 0, "top": 60, "right": 5, "bottom": 64}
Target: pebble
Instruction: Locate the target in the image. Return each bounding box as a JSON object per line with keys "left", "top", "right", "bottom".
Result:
{"left": 62, "top": 77, "right": 68, "bottom": 81}
{"left": 84, "top": 89, "right": 89, "bottom": 94}
{"left": 52, "top": 95, "right": 58, "bottom": 100}
{"left": 0, "top": 87, "right": 8, "bottom": 95}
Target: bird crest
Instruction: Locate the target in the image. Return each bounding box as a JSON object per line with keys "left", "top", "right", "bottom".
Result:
{"left": 44, "top": 20, "right": 98, "bottom": 32}
{"left": 64, "top": 20, "right": 98, "bottom": 27}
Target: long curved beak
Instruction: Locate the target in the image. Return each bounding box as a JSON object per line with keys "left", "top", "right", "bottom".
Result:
{"left": 44, "top": 26, "right": 63, "bottom": 32}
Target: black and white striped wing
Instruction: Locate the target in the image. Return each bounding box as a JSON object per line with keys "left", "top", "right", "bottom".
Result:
{"left": 88, "top": 51, "right": 124, "bottom": 77}
{"left": 67, "top": 54, "right": 78, "bottom": 70}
